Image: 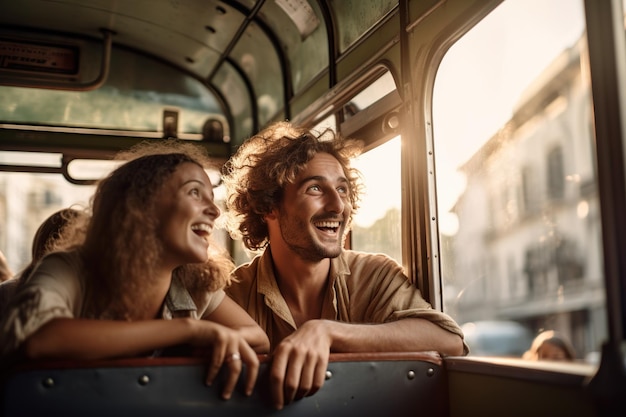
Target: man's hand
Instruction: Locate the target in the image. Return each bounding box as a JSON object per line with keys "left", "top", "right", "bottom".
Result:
{"left": 268, "top": 320, "right": 332, "bottom": 410}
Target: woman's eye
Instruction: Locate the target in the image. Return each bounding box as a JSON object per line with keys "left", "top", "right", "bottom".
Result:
{"left": 190, "top": 188, "right": 200, "bottom": 197}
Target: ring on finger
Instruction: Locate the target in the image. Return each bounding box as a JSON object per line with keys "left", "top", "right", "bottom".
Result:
{"left": 226, "top": 352, "right": 241, "bottom": 362}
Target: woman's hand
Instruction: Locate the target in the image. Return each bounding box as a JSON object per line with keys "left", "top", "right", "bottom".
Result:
{"left": 189, "top": 319, "right": 260, "bottom": 400}
{"left": 204, "top": 296, "right": 270, "bottom": 354}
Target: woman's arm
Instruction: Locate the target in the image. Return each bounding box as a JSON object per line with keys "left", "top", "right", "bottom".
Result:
{"left": 23, "top": 317, "right": 193, "bottom": 359}
{"left": 22, "top": 317, "right": 260, "bottom": 399}
{"left": 204, "top": 295, "right": 270, "bottom": 353}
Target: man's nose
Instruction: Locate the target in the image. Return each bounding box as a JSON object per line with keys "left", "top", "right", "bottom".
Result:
{"left": 325, "top": 189, "right": 345, "bottom": 213}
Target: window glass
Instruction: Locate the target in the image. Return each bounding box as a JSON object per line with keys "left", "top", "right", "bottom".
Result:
{"left": 313, "top": 114, "right": 337, "bottom": 133}
{"left": 0, "top": 169, "right": 95, "bottom": 274}
{"left": 433, "top": 0, "right": 605, "bottom": 363}
{"left": 0, "top": 48, "right": 225, "bottom": 136}
{"left": 347, "top": 71, "right": 396, "bottom": 110}
{"left": 258, "top": 0, "right": 328, "bottom": 95}
{"left": 213, "top": 62, "right": 254, "bottom": 144}
{"left": 330, "top": 0, "right": 396, "bottom": 52}
{"left": 231, "top": 23, "right": 284, "bottom": 128}
{"left": 351, "top": 136, "right": 401, "bottom": 264}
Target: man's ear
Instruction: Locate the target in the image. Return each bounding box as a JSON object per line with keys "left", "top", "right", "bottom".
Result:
{"left": 265, "top": 208, "right": 278, "bottom": 222}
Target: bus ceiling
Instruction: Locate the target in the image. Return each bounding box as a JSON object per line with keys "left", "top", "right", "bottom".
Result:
{"left": 0, "top": 0, "right": 416, "bottom": 166}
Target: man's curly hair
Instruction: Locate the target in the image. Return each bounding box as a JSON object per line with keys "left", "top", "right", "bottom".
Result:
{"left": 221, "top": 121, "right": 364, "bottom": 251}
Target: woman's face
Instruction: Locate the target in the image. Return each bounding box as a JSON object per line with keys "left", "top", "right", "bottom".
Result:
{"left": 156, "top": 162, "right": 220, "bottom": 267}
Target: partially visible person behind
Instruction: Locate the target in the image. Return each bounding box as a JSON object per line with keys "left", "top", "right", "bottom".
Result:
{"left": 0, "top": 250, "right": 12, "bottom": 282}
{"left": 0, "top": 140, "right": 270, "bottom": 400}
{"left": 31, "top": 207, "right": 87, "bottom": 268}
{"left": 523, "top": 330, "right": 576, "bottom": 361}
{"left": 222, "top": 121, "right": 467, "bottom": 410}
{"left": 0, "top": 208, "right": 86, "bottom": 313}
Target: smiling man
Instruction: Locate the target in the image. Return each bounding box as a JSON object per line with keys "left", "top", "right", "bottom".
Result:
{"left": 222, "top": 121, "right": 467, "bottom": 410}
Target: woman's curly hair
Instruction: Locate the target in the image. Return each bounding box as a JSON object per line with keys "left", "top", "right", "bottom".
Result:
{"left": 221, "top": 121, "right": 364, "bottom": 251}
{"left": 78, "top": 140, "right": 234, "bottom": 320}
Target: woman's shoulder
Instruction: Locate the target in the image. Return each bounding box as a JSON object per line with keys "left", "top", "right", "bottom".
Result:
{"left": 0, "top": 278, "right": 20, "bottom": 309}
{"left": 38, "top": 249, "right": 84, "bottom": 271}
{"left": 23, "top": 249, "right": 85, "bottom": 286}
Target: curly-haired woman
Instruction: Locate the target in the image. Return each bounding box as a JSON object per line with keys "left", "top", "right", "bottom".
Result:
{"left": 0, "top": 140, "right": 269, "bottom": 400}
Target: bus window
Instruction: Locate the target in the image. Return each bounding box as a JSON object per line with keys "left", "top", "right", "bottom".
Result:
{"left": 351, "top": 136, "right": 402, "bottom": 264}
{"left": 433, "top": 0, "right": 604, "bottom": 363}
{"left": 0, "top": 167, "right": 94, "bottom": 274}
{"left": 344, "top": 72, "right": 402, "bottom": 264}
{"left": 0, "top": 47, "right": 226, "bottom": 137}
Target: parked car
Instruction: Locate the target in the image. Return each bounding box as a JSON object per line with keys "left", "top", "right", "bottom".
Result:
{"left": 462, "top": 321, "right": 533, "bottom": 357}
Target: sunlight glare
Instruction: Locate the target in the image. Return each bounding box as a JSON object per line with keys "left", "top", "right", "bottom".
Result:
{"left": 352, "top": 136, "right": 401, "bottom": 228}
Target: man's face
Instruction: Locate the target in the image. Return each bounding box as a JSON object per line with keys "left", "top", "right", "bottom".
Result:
{"left": 270, "top": 152, "right": 352, "bottom": 262}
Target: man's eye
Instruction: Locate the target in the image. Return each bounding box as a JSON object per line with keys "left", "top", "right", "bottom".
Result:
{"left": 309, "top": 185, "right": 321, "bottom": 192}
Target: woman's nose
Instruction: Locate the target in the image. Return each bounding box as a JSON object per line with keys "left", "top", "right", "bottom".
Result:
{"left": 206, "top": 199, "right": 221, "bottom": 219}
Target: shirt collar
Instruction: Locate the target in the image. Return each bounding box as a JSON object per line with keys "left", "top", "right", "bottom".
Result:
{"left": 164, "top": 275, "right": 197, "bottom": 314}
{"left": 330, "top": 249, "right": 350, "bottom": 278}
{"left": 256, "top": 247, "right": 351, "bottom": 326}
{"left": 256, "top": 247, "right": 294, "bottom": 325}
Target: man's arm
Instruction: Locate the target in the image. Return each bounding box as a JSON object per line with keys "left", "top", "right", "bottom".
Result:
{"left": 268, "top": 317, "right": 463, "bottom": 410}
{"left": 323, "top": 317, "right": 464, "bottom": 354}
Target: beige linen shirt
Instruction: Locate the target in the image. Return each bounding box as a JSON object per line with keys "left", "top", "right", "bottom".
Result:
{"left": 0, "top": 250, "right": 224, "bottom": 357}
{"left": 226, "top": 248, "right": 467, "bottom": 354}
